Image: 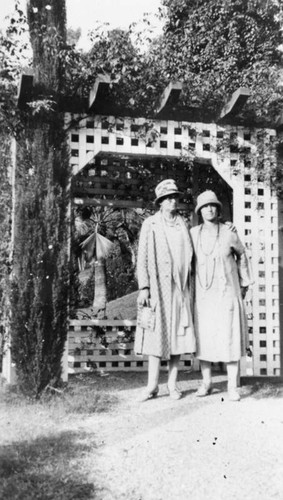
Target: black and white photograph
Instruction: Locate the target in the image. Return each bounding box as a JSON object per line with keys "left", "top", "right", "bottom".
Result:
{"left": 0, "top": 1, "right": 283, "bottom": 498}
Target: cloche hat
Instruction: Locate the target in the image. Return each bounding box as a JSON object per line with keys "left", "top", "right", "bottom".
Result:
{"left": 195, "top": 190, "right": 222, "bottom": 214}
{"left": 154, "top": 179, "right": 182, "bottom": 205}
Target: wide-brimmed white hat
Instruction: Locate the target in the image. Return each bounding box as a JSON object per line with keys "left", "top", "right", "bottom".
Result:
{"left": 195, "top": 190, "right": 222, "bottom": 214}
{"left": 154, "top": 179, "right": 182, "bottom": 205}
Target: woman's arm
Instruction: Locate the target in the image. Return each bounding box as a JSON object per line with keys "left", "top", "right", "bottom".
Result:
{"left": 136, "top": 219, "right": 151, "bottom": 306}
{"left": 230, "top": 232, "right": 253, "bottom": 289}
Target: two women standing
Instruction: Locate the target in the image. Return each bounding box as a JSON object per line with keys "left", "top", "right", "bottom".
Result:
{"left": 135, "top": 181, "right": 252, "bottom": 402}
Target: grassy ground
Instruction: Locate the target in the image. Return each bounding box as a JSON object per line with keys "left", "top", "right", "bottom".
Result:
{"left": 0, "top": 376, "right": 119, "bottom": 500}
{"left": 1, "top": 372, "right": 283, "bottom": 500}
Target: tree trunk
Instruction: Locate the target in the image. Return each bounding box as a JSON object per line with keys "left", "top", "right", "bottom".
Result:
{"left": 27, "top": 0, "right": 67, "bottom": 96}
{"left": 10, "top": 0, "right": 70, "bottom": 396}
{"left": 92, "top": 260, "right": 107, "bottom": 315}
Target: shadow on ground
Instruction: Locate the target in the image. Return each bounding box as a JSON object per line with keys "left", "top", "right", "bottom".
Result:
{"left": 242, "top": 381, "right": 283, "bottom": 399}
{"left": 69, "top": 369, "right": 204, "bottom": 393}
{"left": 68, "top": 370, "right": 283, "bottom": 403}
{"left": 0, "top": 431, "right": 97, "bottom": 500}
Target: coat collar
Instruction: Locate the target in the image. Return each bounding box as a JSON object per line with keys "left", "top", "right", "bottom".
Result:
{"left": 151, "top": 210, "right": 193, "bottom": 284}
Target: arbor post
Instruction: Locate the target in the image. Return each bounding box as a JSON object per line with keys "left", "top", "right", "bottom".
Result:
{"left": 61, "top": 338, "right": 69, "bottom": 382}
{"left": 1, "top": 341, "right": 17, "bottom": 385}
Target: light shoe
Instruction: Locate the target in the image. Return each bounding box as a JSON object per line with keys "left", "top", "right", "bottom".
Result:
{"left": 228, "top": 388, "right": 241, "bottom": 402}
{"left": 168, "top": 386, "right": 182, "bottom": 400}
{"left": 138, "top": 386, "right": 159, "bottom": 402}
{"left": 196, "top": 383, "right": 213, "bottom": 397}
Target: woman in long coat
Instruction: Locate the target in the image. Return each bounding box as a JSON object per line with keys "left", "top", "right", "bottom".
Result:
{"left": 190, "top": 190, "right": 253, "bottom": 401}
{"left": 134, "top": 179, "right": 196, "bottom": 401}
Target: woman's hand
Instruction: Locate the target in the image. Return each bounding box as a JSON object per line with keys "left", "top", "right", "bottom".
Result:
{"left": 137, "top": 288, "right": 150, "bottom": 307}
{"left": 225, "top": 221, "right": 237, "bottom": 233}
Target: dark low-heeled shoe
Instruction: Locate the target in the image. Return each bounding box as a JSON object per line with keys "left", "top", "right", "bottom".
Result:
{"left": 138, "top": 386, "right": 159, "bottom": 402}
{"left": 196, "top": 383, "right": 213, "bottom": 397}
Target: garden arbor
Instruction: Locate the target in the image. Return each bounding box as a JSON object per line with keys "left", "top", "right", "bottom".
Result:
{"left": 63, "top": 78, "right": 283, "bottom": 379}
{"left": 3, "top": 76, "right": 282, "bottom": 382}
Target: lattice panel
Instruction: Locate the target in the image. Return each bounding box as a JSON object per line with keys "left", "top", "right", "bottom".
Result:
{"left": 67, "top": 113, "right": 281, "bottom": 377}
{"left": 68, "top": 320, "right": 196, "bottom": 374}
{"left": 72, "top": 154, "right": 193, "bottom": 207}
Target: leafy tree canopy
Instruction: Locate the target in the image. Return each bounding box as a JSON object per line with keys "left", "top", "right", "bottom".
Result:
{"left": 0, "top": 1, "right": 30, "bottom": 135}
{"left": 1, "top": 0, "right": 282, "bottom": 124}
{"left": 161, "top": 0, "right": 283, "bottom": 122}
{"left": 61, "top": 0, "right": 283, "bottom": 123}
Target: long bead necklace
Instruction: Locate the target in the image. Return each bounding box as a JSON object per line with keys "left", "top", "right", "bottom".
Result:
{"left": 197, "top": 224, "right": 219, "bottom": 290}
{"left": 199, "top": 223, "right": 219, "bottom": 256}
{"left": 197, "top": 258, "right": 216, "bottom": 290}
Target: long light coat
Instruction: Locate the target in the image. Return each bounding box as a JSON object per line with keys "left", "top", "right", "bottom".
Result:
{"left": 134, "top": 211, "right": 195, "bottom": 359}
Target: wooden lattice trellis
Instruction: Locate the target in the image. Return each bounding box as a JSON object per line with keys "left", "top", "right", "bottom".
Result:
{"left": 2, "top": 78, "right": 281, "bottom": 385}
{"left": 72, "top": 153, "right": 193, "bottom": 209}
{"left": 67, "top": 320, "right": 196, "bottom": 374}
{"left": 66, "top": 109, "right": 281, "bottom": 379}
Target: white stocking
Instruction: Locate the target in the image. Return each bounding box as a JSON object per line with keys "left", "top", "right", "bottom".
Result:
{"left": 168, "top": 355, "right": 180, "bottom": 391}
{"left": 200, "top": 360, "right": 212, "bottom": 386}
{"left": 147, "top": 355, "right": 160, "bottom": 390}
{"left": 227, "top": 361, "right": 239, "bottom": 389}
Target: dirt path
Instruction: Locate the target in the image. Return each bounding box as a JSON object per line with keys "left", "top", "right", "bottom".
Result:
{"left": 1, "top": 372, "right": 282, "bottom": 499}
{"left": 74, "top": 373, "right": 283, "bottom": 500}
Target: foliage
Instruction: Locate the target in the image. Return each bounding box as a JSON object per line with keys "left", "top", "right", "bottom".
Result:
{"left": 60, "top": 22, "right": 167, "bottom": 115}
{"left": 0, "top": 1, "right": 29, "bottom": 369}
{"left": 161, "top": 0, "right": 283, "bottom": 122}
{"left": 73, "top": 206, "right": 142, "bottom": 308}
{"left": 0, "top": 134, "right": 13, "bottom": 365}
{"left": 156, "top": 0, "right": 283, "bottom": 122}
{"left": 58, "top": 0, "right": 283, "bottom": 123}
{"left": 10, "top": 116, "right": 71, "bottom": 397}
{"left": 0, "top": 1, "right": 30, "bottom": 136}
{"left": 77, "top": 268, "right": 94, "bottom": 308}
{"left": 67, "top": 26, "right": 81, "bottom": 46}
{"left": 106, "top": 240, "right": 137, "bottom": 302}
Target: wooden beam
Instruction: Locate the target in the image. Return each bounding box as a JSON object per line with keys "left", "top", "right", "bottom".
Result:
{"left": 70, "top": 319, "right": 136, "bottom": 327}
{"left": 88, "top": 74, "right": 111, "bottom": 110}
{"left": 96, "top": 151, "right": 180, "bottom": 162}
{"left": 73, "top": 197, "right": 190, "bottom": 210}
{"left": 155, "top": 81, "right": 183, "bottom": 115}
{"left": 74, "top": 197, "right": 147, "bottom": 208}
{"left": 17, "top": 74, "right": 34, "bottom": 108}
{"left": 73, "top": 187, "right": 147, "bottom": 198}
{"left": 218, "top": 87, "right": 251, "bottom": 121}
